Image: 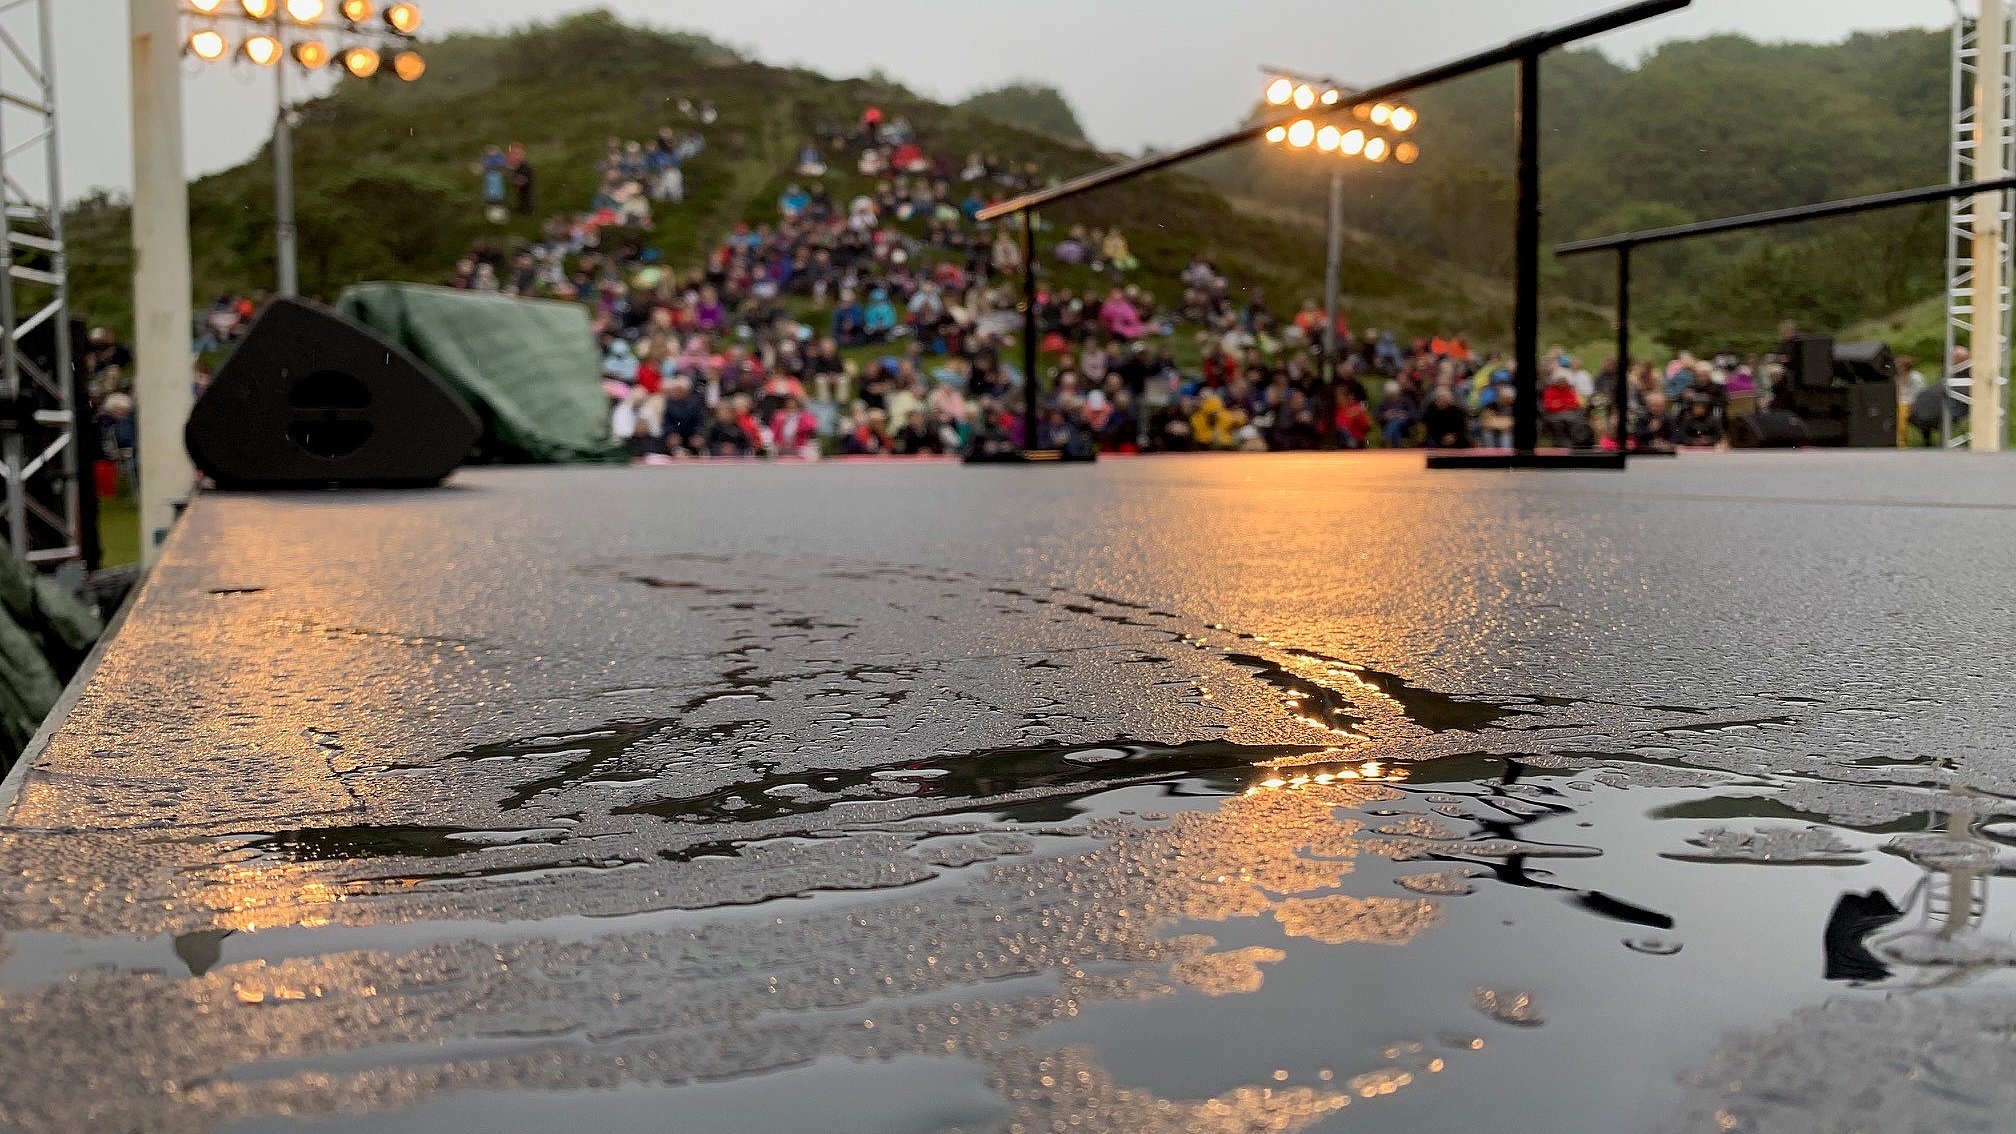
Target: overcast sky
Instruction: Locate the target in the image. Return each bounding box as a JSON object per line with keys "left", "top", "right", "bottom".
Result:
{"left": 55, "top": 0, "right": 1952, "bottom": 202}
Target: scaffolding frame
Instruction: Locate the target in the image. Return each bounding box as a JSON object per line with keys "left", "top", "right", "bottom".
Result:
{"left": 0, "top": 0, "right": 74, "bottom": 565}
{"left": 1944, "top": 4, "right": 2016, "bottom": 448}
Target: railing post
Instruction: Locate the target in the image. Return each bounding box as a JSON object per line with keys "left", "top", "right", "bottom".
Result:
{"left": 1512, "top": 51, "right": 1542, "bottom": 454}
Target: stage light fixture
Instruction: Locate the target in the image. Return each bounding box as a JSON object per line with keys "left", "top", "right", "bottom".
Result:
{"left": 1315, "top": 124, "right": 1340, "bottom": 151}
{"left": 340, "top": 0, "right": 374, "bottom": 19}
{"left": 242, "top": 34, "right": 282, "bottom": 66}
{"left": 188, "top": 29, "right": 229, "bottom": 61}
{"left": 286, "top": 0, "right": 325, "bottom": 21}
{"left": 1265, "top": 77, "right": 1292, "bottom": 106}
{"left": 293, "top": 40, "right": 330, "bottom": 69}
{"left": 1340, "top": 129, "right": 1366, "bottom": 156}
{"left": 1293, "top": 83, "right": 1315, "bottom": 110}
{"left": 1321, "top": 88, "right": 1341, "bottom": 106}
{"left": 1365, "top": 136, "right": 1390, "bottom": 162}
{"left": 1370, "top": 103, "right": 1394, "bottom": 126}
{"left": 1287, "top": 119, "right": 1316, "bottom": 148}
{"left": 342, "top": 45, "right": 381, "bottom": 77}
{"left": 384, "top": 2, "right": 421, "bottom": 34}
{"left": 1264, "top": 125, "right": 1287, "bottom": 144}
{"left": 1389, "top": 106, "right": 1417, "bottom": 132}
{"left": 394, "top": 50, "right": 426, "bottom": 80}
{"left": 1395, "top": 141, "right": 1420, "bottom": 164}
{"left": 240, "top": 0, "right": 278, "bottom": 17}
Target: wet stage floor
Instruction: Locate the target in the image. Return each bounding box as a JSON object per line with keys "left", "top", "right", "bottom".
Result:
{"left": 3, "top": 452, "right": 2016, "bottom": 1132}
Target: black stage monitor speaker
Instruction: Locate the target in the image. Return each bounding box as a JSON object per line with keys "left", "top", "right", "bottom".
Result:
{"left": 1833, "top": 342, "right": 1897, "bottom": 385}
{"left": 1845, "top": 384, "right": 1898, "bottom": 447}
{"left": 1729, "top": 410, "right": 1810, "bottom": 448}
{"left": 186, "top": 298, "right": 480, "bottom": 489}
{"left": 1787, "top": 334, "right": 1835, "bottom": 389}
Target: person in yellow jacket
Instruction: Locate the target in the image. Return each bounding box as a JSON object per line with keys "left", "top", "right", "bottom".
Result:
{"left": 1190, "top": 390, "right": 1247, "bottom": 449}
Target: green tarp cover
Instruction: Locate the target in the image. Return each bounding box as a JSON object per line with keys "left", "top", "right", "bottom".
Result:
{"left": 337, "top": 282, "right": 622, "bottom": 464}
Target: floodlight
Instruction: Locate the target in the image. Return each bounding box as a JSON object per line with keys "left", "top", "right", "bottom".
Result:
{"left": 1265, "top": 77, "right": 1292, "bottom": 106}
{"left": 1287, "top": 119, "right": 1316, "bottom": 148}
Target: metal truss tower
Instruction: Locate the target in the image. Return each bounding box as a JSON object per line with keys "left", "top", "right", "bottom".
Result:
{"left": 0, "top": 0, "right": 76, "bottom": 563}
{"left": 1945, "top": 1, "right": 2016, "bottom": 449}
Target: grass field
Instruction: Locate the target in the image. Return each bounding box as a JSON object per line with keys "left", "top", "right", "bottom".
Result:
{"left": 97, "top": 497, "right": 139, "bottom": 569}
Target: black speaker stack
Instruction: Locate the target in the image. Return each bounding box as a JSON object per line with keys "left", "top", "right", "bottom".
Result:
{"left": 1731, "top": 336, "right": 1897, "bottom": 449}
{"left": 185, "top": 298, "right": 480, "bottom": 489}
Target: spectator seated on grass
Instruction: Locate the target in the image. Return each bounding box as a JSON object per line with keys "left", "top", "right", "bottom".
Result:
{"left": 1675, "top": 397, "right": 1724, "bottom": 448}
{"left": 1540, "top": 369, "right": 1591, "bottom": 448}
{"left": 1420, "top": 386, "right": 1470, "bottom": 449}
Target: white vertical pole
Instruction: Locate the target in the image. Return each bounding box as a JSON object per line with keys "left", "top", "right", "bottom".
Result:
{"left": 1322, "top": 167, "right": 1342, "bottom": 379}
{"left": 129, "top": 0, "right": 196, "bottom": 565}
{"left": 1975, "top": 0, "right": 2007, "bottom": 452}
{"left": 275, "top": 59, "right": 297, "bottom": 297}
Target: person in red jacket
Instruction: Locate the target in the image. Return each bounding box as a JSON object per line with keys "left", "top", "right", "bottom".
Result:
{"left": 1335, "top": 387, "right": 1374, "bottom": 449}
{"left": 770, "top": 395, "right": 820, "bottom": 459}
{"left": 1540, "top": 371, "right": 1589, "bottom": 447}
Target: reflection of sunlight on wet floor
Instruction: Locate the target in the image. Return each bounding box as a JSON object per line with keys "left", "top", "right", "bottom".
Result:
{"left": 8, "top": 734, "right": 2016, "bottom": 1132}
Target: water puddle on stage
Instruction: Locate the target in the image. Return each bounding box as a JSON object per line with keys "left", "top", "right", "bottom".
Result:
{"left": 17, "top": 740, "right": 2009, "bottom": 1134}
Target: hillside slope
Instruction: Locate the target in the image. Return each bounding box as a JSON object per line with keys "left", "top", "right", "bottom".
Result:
{"left": 70, "top": 12, "right": 1600, "bottom": 346}
{"left": 1201, "top": 29, "right": 1950, "bottom": 354}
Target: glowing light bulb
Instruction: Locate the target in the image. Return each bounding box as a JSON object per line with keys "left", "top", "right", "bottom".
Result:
{"left": 1339, "top": 129, "right": 1366, "bottom": 156}
{"left": 188, "top": 29, "right": 228, "bottom": 61}
{"left": 240, "top": 0, "right": 277, "bottom": 17}
{"left": 292, "top": 40, "right": 330, "bottom": 69}
{"left": 188, "top": 0, "right": 225, "bottom": 11}
{"left": 1286, "top": 119, "right": 1316, "bottom": 148}
{"left": 1395, "top": 141, "right": 1420, "bottom": 165}
{"left": 1321, "top": 88, "right": 1341, "bottom": 106}
{"left": 1264, "top": 125, "right": 1287, "bottom": 144}
{"left": 1364, "top": 136, "right": 1389, "bottom": 162}
{"left": 1370, "top": 103, "right": 1393, "bottom": 126}
{"left": 1390, "top": 105, "right": 1417, "bottom": 132}
{"left": 286, "top": 0, "right": 325, "bottom": 22}
{"left": 384, "top": 2, "right": 421, "bottom": 33}
{"left": 241, "top": 34, "right": 281, "bottom": 66}
{"left": 1315, "top": 125, "right": 1340, "bottom": 151}
{"left": 342, "top": 45, "right": 380, "bottom": 77}
{"left": 1265, "top": 77, "right": 1293, "bottom": 106}
{"left": 393, "top": 50, "right": 425, "bottom": 81}
{"left": 1292, "top": 83, "right": 1315, "bottom": 110}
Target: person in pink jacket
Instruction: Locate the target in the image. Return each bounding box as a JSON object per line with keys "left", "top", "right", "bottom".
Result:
{"left": 1099, "top": 288, "right": 1145, "bottom": 340}
{"left": 770, "top": 395, "right": 821, "bottom": 459}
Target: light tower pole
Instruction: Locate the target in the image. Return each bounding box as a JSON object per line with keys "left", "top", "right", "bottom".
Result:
{"left": 1259, "top": 72, "right": 1419, "bottom": 441}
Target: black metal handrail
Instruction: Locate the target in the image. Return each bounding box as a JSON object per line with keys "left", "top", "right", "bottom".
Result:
{"left": 1557, "top": 175, "right": 2016, "bottom": 454}
{"left": 976, "top": 0, "right": 1691, "bottom": 223}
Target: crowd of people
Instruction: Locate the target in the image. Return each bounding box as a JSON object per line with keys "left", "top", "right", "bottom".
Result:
{"left": 439, "top": 103, "right": 1935, "bottom": 460}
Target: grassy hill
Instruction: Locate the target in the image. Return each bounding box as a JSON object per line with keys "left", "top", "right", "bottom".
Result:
{"left": 65, "top": 11, "right": 1607, "bottom": 349}
{"left": 1201, "top": 29, "right": 1952, "bottom": 358}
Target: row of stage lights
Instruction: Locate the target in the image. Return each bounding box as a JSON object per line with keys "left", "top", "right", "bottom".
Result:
{"left": 183, "top": 0, "right": 424, "bottom": 80}
{"left": 1262, "top": 77, "right": 1419, "bottom": 165}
